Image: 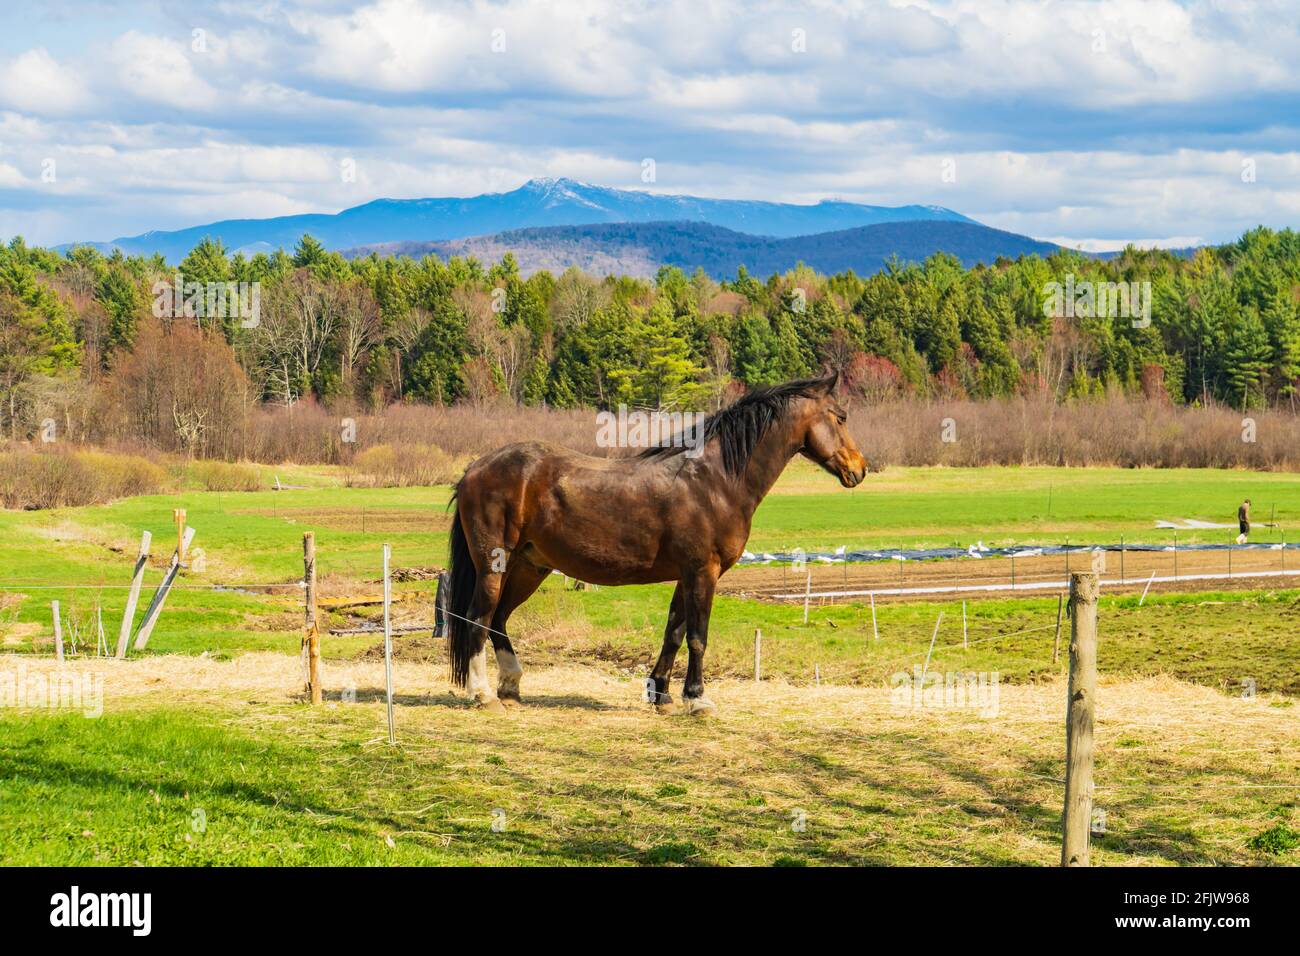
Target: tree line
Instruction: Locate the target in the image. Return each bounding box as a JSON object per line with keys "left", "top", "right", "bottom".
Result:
{"left": 2, "top": 226, "right": 1299, "bottom": 450}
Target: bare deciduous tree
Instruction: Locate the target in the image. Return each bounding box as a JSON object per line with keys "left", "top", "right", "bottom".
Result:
{"left": 550, "top": 268, "right": 609, "bottom": 334}
{"left": 249, "top": 269, "right": 340, "bottom": 405}
{"left": 465, "top": 304, "right": 532, "bottom": 402}
{"left": 335, "top": 280, "right": 382, "bottom": 388}
{"left": 387, "top": 306, "right": 432, "bottom": 397}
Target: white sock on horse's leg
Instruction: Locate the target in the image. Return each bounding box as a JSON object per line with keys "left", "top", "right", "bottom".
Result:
{"left": 467, "top": 642, "right": 496, "bottom": 704}
{"left": 495, "top": 647, "right": 522, "bottom": 700}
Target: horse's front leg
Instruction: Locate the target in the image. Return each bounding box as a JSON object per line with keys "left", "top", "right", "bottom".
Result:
{"left": 681, "top": 570, "right": 718, "bottom": 716}
{"left": 648, "top": 583, "right": 685, "bottom": 713}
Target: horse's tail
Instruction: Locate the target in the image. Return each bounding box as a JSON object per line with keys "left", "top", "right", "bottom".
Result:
{"left": 446, "top": 490, "right": 478, "bottom": 688}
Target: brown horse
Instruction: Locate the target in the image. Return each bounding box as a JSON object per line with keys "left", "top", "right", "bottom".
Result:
{"left": 444, "top": 372, "right": 868, "bottom": 713}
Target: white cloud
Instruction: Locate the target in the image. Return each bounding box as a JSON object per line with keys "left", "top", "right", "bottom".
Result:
{"left": 297, "top": 0, "right": 652, "bottom": 97}
{"left": 3, "top": 0, "right": 1300, "bottom": 248}
{"left": 109, "top": 32, "right": 220, "bottom": 110}
{"left": 0, "top": 49, "right": 91, "bottom": 115}
{"left": 0, "top": 161, "right": 27, "bottom": 188}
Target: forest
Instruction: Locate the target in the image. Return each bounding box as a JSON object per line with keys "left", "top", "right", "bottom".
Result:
{"left": 2, "top": 227, "right": 1299, "bottom": 459}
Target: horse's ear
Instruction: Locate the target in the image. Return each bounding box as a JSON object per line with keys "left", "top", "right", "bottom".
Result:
{"left": 819, "top": 368, "right": 839, "bottom": 394}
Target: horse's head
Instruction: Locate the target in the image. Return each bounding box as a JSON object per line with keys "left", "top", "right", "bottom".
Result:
{"left": 797, "top": 371, "right": 868, "bottom": 488}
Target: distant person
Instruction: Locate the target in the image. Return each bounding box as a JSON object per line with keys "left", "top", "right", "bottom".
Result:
{"left": 1237, "top": 499, "right": 1251, "bottom": 545}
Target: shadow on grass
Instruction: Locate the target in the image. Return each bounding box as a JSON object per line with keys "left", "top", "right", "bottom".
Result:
{"left": 322, "top": 687, "right": 618, "bottom": 711}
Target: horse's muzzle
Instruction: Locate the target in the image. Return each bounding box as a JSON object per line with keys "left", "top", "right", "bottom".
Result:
{"left": 834, "top": 449, "right": 869, "bottom": 488}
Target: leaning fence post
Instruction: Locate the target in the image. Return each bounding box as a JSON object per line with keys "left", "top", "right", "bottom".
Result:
{"left": 1061, "top": 566, "right": 1099, "bottom": 867}
{"left": 383, "top": 544, "right": 396, "bottom": 745}
{"left": 919, "top": 611, "right": 943, "bottom": 689}
{"left": 1138, "top": 569, "right": 1156, "bottom": 606}
{"left": 870, "top": 592, "right": 879, "bottom": 642}
{"left": 116, "top": 530, "right": 151, "bottom": 659}
{"left": 52, "top": 601, "right": 64, "bottom": 662}
{"left": 134, "top": 526, "right": 195, "bottom": 651}
{"left": 303, "top": 532, "right": 321, "bottom": 704}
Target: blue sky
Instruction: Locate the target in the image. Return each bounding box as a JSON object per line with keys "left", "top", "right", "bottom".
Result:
{"left": 1, "top": 0, "right": 1297, "bottom": 250}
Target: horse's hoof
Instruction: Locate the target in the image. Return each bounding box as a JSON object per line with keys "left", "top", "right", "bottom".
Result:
{"left": 478, "top": 697, "right": 506, "bottom": 713}
{"left": 499, "top": 695, "right": 522, "bottom": 709}
{"left": 654, "top": 701, "right": 675, "bottom": 715}
{"left": 683, "top": 696, "right": 716, "bottom": 716}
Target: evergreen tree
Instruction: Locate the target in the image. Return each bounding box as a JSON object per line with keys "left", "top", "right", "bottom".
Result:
{"left": 1224, "top": 305, "right": 1273, "bottom": 408}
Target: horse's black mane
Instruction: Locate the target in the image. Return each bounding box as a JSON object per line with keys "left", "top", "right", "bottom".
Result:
{"left": 636, "top": 375, "right": 830, "bottom": 476}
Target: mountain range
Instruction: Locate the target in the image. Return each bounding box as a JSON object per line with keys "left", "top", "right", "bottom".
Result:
{"left": 64, "top": 178, "right": 976, "bottom": 263}
{"left": 56, "top": 177, "right": 1103, "bottom": 277}
{"left": 343, "top": 219, "right": 1066, "bottom": 279}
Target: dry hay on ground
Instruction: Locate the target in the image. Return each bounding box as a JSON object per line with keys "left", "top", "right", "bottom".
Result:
{"left": 6, "top": 651, "right": 1292, "bottom": 730}
{"left": 358, "top": 632, "right": 444, "bottom": 664}
{"left": 389, "top": 566, "right": 445, "bottom": 582}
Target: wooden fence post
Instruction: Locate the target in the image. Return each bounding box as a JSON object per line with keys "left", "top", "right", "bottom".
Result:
{"left": 116, "top": 531, "right": 150, "bottom": 659}
{"left": 1061, "top": 568, "right": 1099, "bottom": 867}
{"left": 383, "top": 544, "right": 396, "bottom": 745}
{"left": 802, "top": 571, "right": 812, "bottom": 624}
{"left": 174, "top": 509, "right": 187, "bottom": 562}
{"left": 303, "top": 532, "right": 321, "bottom": 704}
{"left": 52, "top": 601, "right": 64, "bottom": 662}
{"left": 753, "top": 628, "right": 761, "bottom": 681}
{"left": 134, "top": 526, "right": 195, "bottom": 651}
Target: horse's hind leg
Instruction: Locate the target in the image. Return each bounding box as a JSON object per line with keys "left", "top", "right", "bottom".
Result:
{"left": 455, "top": 487, "right": 527, "bottom": 710}
{"left": 466, "top": 636, "right": 497, "bottom": 709}
{"left": 681, "top": 570, "right": 719, "bottom": 716}
{"left": 648, "top": 583, "right": 685, "bottom": 713}
{"left": 490, "top": 560, "right": 549, "bottom": 706}
{"left": 465, "top": 583, "right": 502, "bottom": 710}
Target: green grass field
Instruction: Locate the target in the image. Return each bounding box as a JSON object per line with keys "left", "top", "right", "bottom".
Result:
{"left": 2, "top": 462, "right": 1298, "bottom": 866}
{"left": 1, "top": 461, "right": 1296, "bottom": 688}
{"left": 752, "top": 463, "right": 1298, "bottom": 551}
